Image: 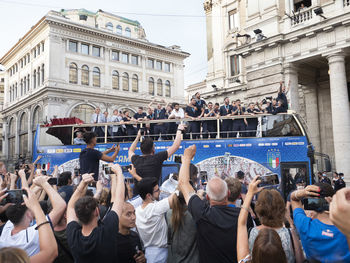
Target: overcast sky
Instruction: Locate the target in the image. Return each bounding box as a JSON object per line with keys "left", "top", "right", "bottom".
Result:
{"left": 0, "top": 0, "right": 207, "bottom": 87}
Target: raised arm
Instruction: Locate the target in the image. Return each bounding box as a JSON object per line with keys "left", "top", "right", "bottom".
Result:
{"left": 18, "top": 169, "right": 29, "bottom": 189}
{"left": 101, "top": 144, "right": 120, "bottom": 162}
{"left": 23, "top": 188, "right": 58, "bottom": 263}
{"left": 178, "top": 145, "right": 197, "bottom": 204}
{"left": 128, "top": 164, "right": 142, "bottom": 182}
{"left": 291, "top": 185, "right": 320, "bottom": 211}
{"left": 67, "top": 173, "right": 94, "bottom": 223}
{"left": 33, "top": 176, "right": 66, "bottom": 227}
{"left": 110, "top": 164, "right": 125, "bottom": 217}
{"left": 167, "top": 124, "right": 185, "bottom": 157}
{"left": 237, "top": 176, "right": 261, "bottom": 262}
{"left": 128, "top": 130, "right": 141, "bottom": 161}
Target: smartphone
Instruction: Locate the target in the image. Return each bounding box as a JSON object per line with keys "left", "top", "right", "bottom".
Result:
{"left": 1, "top": 189, "right": 28, "bottom": 205}
{"left": 47, "top": 177, "right": 58, "bottom": 185}
{"left": 303, "top": 198, "right": 329, "bottom": 211}
{"left": 258, "top": 173, "right": 279, "bottom": 187}
{"left": 200, "top": 171, "right": 208, "bottom": 185}
{"left": 103, "top": 164, "right": 113, "bottom": 175}
{"left": 41, "top": 170, "right": 47, "bottom": 176}
{"left": 122, "top": 165, "right": 131, "bottom": 173}
{"left": 174, "top": 156, "right": 182, "bottom": 164}
{"left": 42, "top": 164, "right": 46, "bottom": 170}
{"left": 74, "top": 168, "right": 80, "bottom": 177}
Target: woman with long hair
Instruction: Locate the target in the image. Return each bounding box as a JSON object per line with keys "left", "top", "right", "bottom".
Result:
{"left": 237, "top": 176, "right": 288, "bottom": 263}
{"left": 166, "top": 190, "right": 199, "bottom": 263}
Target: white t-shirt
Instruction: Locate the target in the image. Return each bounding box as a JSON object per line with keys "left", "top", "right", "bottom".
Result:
{"left": 136, "top": 198, "right": 170, "bottom": 248}
{"left": 0, "top": 215, "right": 50, "bottom": 257}
{"left": 170, "top": 108, "right": 184, "bottom": 119}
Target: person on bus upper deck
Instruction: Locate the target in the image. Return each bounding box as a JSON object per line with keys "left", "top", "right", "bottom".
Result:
{"left": 272, "top": 100, "right": 287, "bottom": 115}
{"left": 168, "top": 103, "right": 184, "bottom": 137}
{"left": 148, "top": 99, "right": 168, "bottom": 141}
{"left": 123, "top": 111, "right": 136, "bottom": 141}
{"left": 232, "top": 99, "right": 247, "bottom": 138}
{"left": 194, "top": 92, "right": 207, "bottom": 113}
{"left": 79, "top": 131, "right": 120, "bottom": 181}
{"left": 128, "top": 124, "right": 185, "bottom": 194}
{"left": 203, "top": 102, "right": 220, "bottom": 139}
{"left": 90, "top": 107, "right": 105, "bottom": 143}
{"left": 74, "top": 132, "right": 86, "bottom": 145}
{"left": 246, "top": 102, "right": 261, "bottom": 137}
{"left": 133, "top": 107, "right": 147, "bottom": 132}
{"left": 277, "top": 81, "right": 289, "bottom": 112}
{"left": 185, "top": 97, "right": 202, "bottom": 139}
{"left": 146, "top": 107, "right": 155, "bottom": 138}
{"left": 220, "top": 97, "right": 233, "bottom": 138}
{"left": 110, "top": 109, "right": 124, "bottom": 142}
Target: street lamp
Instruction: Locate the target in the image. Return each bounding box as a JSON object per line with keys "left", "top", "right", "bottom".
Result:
{"left": 236, "top": 33, "right": 251, "bottom": 45}
{"left": 314, "top": 7, "right": 327, "bottom": 19}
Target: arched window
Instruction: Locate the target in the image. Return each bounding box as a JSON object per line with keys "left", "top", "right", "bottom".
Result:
{"left": 69, "top": 63, "right": 78, "bottom": 84}
{"left": 19, "top": 112, "right": 28, "bottom": 156}
{"left": 93, "top": 67, "right": 100, "bottom": 87}
{"left": 132, "top": 74, "right": 138, "bottom": 92}
{"left": 70, "top": 104, "right": 95, "bottom": 123}
{"left": 37, "top": 67, "right": 41, "bottom": 87}
{"left": 122, "top": 72, "right": 129, "bottom": 91}
{"left": 41, "top": 64, "right": 44, "bottom": 84}
{"left": 15, "top": 83, "right": 17, "bottom": 98}
{"left": 125, "top": 27, "right": 131, "bottom": 37}
{"left": 157, "top": 79, "right": 163, "bottom": 96}
{"left": 20, "top": 79, "right": 23, "bottom": 96}
{"left": 106, "top": 22, "right": 113, "bottom": 31}
{"left": 24, "top": 77, "right": 27, "bottom": 94}
{"left": 8, "top": 118, "right": 16, "bottom": 158}
{"left": 81, "top": 65, "right": 89, "bottom": 85}
{"left": 112, "top": 70, "right": 119, "bottom": 90}
{"left": 33, "top": 70, "right": 37, "bottom": 89}
{"left": 32, "top": 106, "right": 43, "bottom": 130}
{"left": 165, "top": 80, "right": 171, "bottom": 97}
{"left": 27, "top": 74, "right": 30, "bottom": 90}
{"left": 116, "top": 25, "right": 122, "bottom": 35}
{"left": 9, "top": 88, "right": 12, "bottom": 102}
{"left": 149, "top": 77, "right": 154, "bottom": 95}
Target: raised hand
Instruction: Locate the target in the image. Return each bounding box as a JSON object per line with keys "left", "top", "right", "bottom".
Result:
{"left": 184, "top": 145, "right": 196, "bottom": 160}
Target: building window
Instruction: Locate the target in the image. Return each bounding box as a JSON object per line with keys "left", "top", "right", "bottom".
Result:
{"left": 69, "top": 63, "right": 78, "bottom": 84}
{"left": 116, "top": 25, "right": 122, "bottom": 35}
{"left": 27, "top": 54, "right": 30, "bottom": 63}
{"left": 92, "top": 46, "right": 101, "bottom": 57}
{"left": 69, "top": 41, "right": 78, "bottom": 52}
{"left": 81, "top": 43, "right": 89, "bottom": 55}
{"left": 8, "top": 118, "right": 15, "bottom": 158}
{"left": 132, "top": 74, "right": 138, "bottom": 92}
{"left": 24, "top": 77, "right": 27, "bottom": 94}
{"left": 112, "top": 70, "right": 119, "bottom": 90}
{"left": 131, "top": 55, "right": 138, "bottom": 65}
{"left": 157, "top": 79, "right": 163, "bottom": 96}
{"left": 27, "top": 74, "right": 30, "bottom": 90}
{"left": 19, "top": 112, "right": 28, "bottom": 156}
{"left": 125, "top": 27, "right": 131, "bottom": 37}
{"left": 165, "top": 80, "right": 171, "bottom": 97}
{"left": 20, "top": 80, "right": 23, "bottom": 96}
{"left": 294, "top": 0, "right": 311, "bottom": 11}
{"left": 37, "top": 45, "right": 40, "bottom": 56}
{"left": 164, "top": 63, "right": 170, "bottom": 72}
{"left": 93, "top": 67, "right": 101, "bottom": 87}
{"left": 156, "top": 61, "right": 162, "bottom": 70}
{"left": 81, "top": 65, "right": 89, "bottom": 85}
{"left": 15, "top": 83, "right": 17, "bottom": 98}
{"left": 37, "top": 67, "right": 40, "bottom": 87}
{"left": 111, "top": 51, "right": 119, "bottom": 61}
{"left": 41, "top": 42, "right": 44, "bottom": 52}
{"left": 147, "top": 59, "right": 154, "bottom": 68}
{"left": 33, "top": 70, "right": 36, "bottom": 89}
{"left": 122, "top": 72, "right": 129, "bottom": 91}
{"left": 149, "top": 77, "right": 154, "bottom": 95}
{"left": 34, "top": 48, "right": 36, "bottom": 58}
{"left": 70, "top": 104, "right": 95, "bottom": 123}
{"left": 106, "top": 22, "right": 113, "bottom": 31}
{"left": 41, "top": 64, "right": 44, "bottom": 84}
{"left": 121, "top": 53, "right": 129, "bottom": 63}
{"left": 230, "top": 55, "right": 240, "bottom": 76}
{"left": 20, "top": 59, "right": 23, "bottom": 68}
{"left": 228, "top": 10, "right": 239, "bottom": 31}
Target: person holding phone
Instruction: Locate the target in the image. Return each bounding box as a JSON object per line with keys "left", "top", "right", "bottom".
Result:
{"left": 291, "top": 183, "right": 350, "bottom": 262}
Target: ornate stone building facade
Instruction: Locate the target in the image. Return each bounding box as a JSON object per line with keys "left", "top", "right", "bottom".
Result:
{"left": 189, "top": 0, "right": 350, "bottom": 182}
{"left": 0, "top": 9, "right": 189, "bottom": 166}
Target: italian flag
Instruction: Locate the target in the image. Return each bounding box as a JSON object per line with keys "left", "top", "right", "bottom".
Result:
{"left": 269, "top": 155, "right": 279, "bottom": 169}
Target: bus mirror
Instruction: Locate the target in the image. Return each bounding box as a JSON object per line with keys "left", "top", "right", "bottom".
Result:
{"left": 324, "top": 159, "right": 331, "bottom": 172}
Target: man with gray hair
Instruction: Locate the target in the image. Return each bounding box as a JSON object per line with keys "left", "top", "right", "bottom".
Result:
{"left": 178, "top": 145, "right": 254, "bottom": 263}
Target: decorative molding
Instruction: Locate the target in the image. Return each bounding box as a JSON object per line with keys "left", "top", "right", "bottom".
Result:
{"left": 203, "top": 0, "right": 213, "bottom": 13}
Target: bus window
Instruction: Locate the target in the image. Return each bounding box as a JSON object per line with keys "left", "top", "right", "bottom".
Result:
{"left": 39, "top": 127, "right": 73, "bottom": 146}
{"left": 280, "top": 163, "right": 309, "bottom": 200}
{"left": 262, "top": 115, "right": 303, "bottom": 137}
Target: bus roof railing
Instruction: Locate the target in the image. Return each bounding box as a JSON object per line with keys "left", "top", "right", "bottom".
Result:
{"left": 40, "top": 112, "right": 297, "bottom": 128}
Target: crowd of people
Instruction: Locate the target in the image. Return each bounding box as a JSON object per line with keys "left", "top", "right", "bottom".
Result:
{"left": 0, "top": 127, "right": 348, "bottom": 263}
{"left": 75, "top": 81, "right": 290, "bottom": 143}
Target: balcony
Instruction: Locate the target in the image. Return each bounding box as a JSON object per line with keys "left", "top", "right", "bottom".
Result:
{"left": 291, "top": 7, "right": 313, "bottom": 26}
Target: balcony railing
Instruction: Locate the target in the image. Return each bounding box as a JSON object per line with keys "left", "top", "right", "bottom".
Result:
{"left": 291, "top": 7, "right": 313, "bottom": 26}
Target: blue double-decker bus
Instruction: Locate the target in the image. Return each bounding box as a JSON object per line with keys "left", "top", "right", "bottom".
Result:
{"left": 32, "top": 113, "right": 330, "bottom": 200}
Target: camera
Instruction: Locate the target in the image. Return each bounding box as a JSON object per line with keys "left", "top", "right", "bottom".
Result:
{"left": 122, "top": 165, "right": 131, "bottom": 173}
{"left": 303, "top": 197, "right": 329, "bottom": 212}
{"left": 174, "top": 156, "right": 182, "bottom": 164}
{"left": 103, "top": 164, "right": 113, "bottom": 175}
{"left": 0, "top": 189, "right": 28, "bottom": 205}
{"left": 200, "top": 171, "right": 208, "bottom": 185}
{"left": 48, "top": 177, "right": 58, "bottom": 185}
{"left": 257, "top": 173, "right": 279, "bottom": 187}
{"left": 74, "top": 168, "right": 80, "bottom": 177}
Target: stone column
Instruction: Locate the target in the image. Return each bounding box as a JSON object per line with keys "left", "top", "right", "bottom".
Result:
{"left": 327, "top": 52, "right": 350, "bottom": 183}
{"left": 284, "top": 64, "right": 299, "bottom": 112}
{"left": 303, "top": 84, "right": 321, "bottom": 151}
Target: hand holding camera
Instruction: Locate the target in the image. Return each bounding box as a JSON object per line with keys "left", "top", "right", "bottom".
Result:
{"left": 292, "top": 185, "right": 320, "bottom": 201}
{"left": 81, "top": 173, "right": 95, "bottom": 185}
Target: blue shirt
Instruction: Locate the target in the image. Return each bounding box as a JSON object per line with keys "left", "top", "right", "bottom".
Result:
{"left": 293, "top": 208, "right": 350, "bottom": 262}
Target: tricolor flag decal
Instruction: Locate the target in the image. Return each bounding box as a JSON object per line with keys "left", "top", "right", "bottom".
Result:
{"left": 267, "top": 150, "right": 281, "bottom": 169}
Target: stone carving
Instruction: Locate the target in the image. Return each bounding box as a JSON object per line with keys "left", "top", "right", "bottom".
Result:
{"left": 203, "top": 0, "right": 213, "bottom": 12}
